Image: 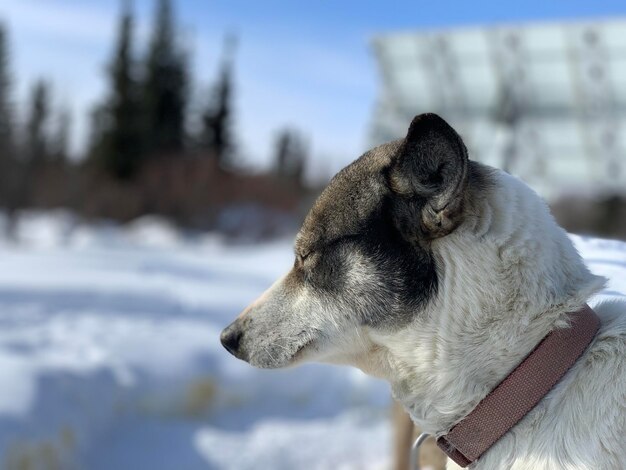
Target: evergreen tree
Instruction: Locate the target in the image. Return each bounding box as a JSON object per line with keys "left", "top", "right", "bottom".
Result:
{"left": 87, "top": 103, "right": 107, "bottom": 162}
{"left": 273, "top": 129, "right": 307, "bottom": 186}
{"left": 143, "top": 0, "right": 187, "bottom": 156}
{"left": 25, "top": 79, "right": 51, "bottom": 164}
{"left": 51, "top": 108, "right": 71, "bottom": 163}
{"left": 200, "top": 35, "right": 236, "bottom": 166}
{"left": 0, "top": 24, "right": 14, "bottom": 166}
{"left": 94, "top": 3, "right": 144, "bottom": 179}
{"left": 0, "top": 23, "right": 15, "bottom": 210}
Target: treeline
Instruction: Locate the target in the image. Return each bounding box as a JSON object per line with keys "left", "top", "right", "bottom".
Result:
{"left": 0, "top": 27, "right": 72, "bottom": 221}
{"left": 0, "top": 0, "right": 312, "bottom": 236}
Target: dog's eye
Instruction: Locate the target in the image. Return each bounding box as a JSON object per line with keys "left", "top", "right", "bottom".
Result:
{"left": 296, "top": 250, "right": 312, "bottom": 265}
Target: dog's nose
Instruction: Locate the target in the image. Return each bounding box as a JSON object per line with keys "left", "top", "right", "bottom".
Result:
{"left": 220, "top": 322, "right": 243, "bottom": 356}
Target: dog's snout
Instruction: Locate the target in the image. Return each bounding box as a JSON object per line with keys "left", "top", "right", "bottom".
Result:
{"left": 220, "top": 322, "right": 243, "bottom": 357}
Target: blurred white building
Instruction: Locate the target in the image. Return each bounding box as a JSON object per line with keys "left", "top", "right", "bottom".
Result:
{"left": 371, "top": 19, "right": 626, "bottom": 201}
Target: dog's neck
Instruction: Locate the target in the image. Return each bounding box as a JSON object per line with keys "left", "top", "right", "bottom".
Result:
{"left": 370, "top": 171, "right": 604, "bottom": 435}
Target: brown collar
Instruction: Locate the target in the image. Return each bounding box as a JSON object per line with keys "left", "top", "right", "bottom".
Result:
{"left": 436, "top": 304, "right": 600, "bottom": 467}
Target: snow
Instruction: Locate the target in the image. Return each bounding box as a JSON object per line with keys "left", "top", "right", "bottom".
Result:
{"left": 0, "top": 211, "right": 390, "bottom": 470}
{"left": 0, "top": 211, "right": 624, "bottom": 470}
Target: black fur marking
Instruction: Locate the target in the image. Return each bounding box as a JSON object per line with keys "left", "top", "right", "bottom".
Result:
{"left": 297, "top": 192, "right": 438, "bottom": 329}
{"left": 292, "top": 114, "right": 494, "bottom": 330}
{"left": 355, "top": 196, "right": 438, "bottom": 327}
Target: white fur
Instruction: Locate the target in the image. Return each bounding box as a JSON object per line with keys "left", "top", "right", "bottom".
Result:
{"left": 239, "top": 167, "right": 626, "bottom": 468}
{"left": 361, "top": 170, "right": 626, "bottom": 469}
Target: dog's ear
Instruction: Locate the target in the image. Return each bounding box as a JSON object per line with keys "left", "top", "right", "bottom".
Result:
{"left": 388, "top": 113, "right": 469, "bottom": 240}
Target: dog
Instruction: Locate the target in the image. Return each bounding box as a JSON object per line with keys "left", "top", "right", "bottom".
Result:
{"left": 221, "top": 114, "right": 626, "bottom": 469}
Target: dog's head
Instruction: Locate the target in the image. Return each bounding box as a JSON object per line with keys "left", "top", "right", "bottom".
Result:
{"left": 221, "top": 113, "right": 485, "bottom": 372}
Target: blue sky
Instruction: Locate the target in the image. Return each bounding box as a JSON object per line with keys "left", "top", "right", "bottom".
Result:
{"left": 1, "top": 0, "right": 626, "bottom": 177}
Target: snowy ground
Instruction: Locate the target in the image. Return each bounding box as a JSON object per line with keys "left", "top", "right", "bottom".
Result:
{"left": 0, "top": 212, "right": 391, "bottom": 470}
{"left": 0, "top": 211, "right": 624, "bottom": 470}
